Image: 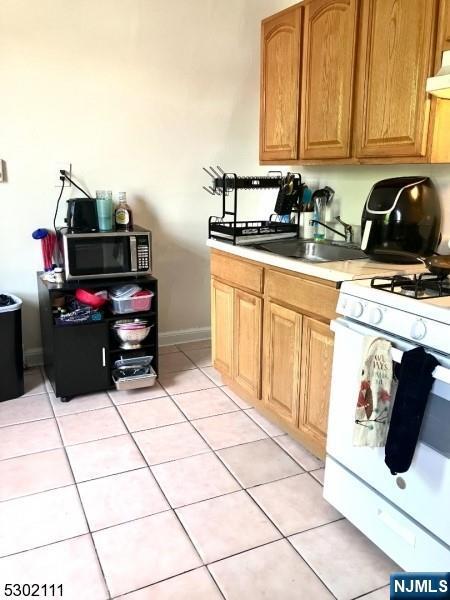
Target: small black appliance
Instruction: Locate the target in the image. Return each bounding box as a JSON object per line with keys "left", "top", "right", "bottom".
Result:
{"left": 65, "top": 198, "right": 99, "bottom": 233}
{"left": 361, "top": 176, "right": 441, "bottom": 263}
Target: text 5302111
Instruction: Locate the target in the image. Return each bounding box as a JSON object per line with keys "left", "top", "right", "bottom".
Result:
{"left": 3, "top": 584, "right": 63, "bottom": 597}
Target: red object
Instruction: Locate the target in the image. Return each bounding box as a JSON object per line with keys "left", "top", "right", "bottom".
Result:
{"left": 75, "top": 288, "right": 107, "bottom": 309}
{"left": 131, "top": 290, "right": 154, "bottom": 311}
{"left": 42, "top": 232, "right": 56, "bottom": 270}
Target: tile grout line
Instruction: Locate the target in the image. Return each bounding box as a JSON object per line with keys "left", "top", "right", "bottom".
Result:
{"left": 67, "top": 365, "right": 388, "bottom": 597}
{"left": 0, "top": 533, "right": 100, "bottom": 562}
{"left": 1, "top": 380, "right": 321, "bottom": 490}
{"left": 108, "top": 371, "right": 242, "bottom": 598}
{"left": 160, "top": 373, "right": 347, "bottom": 598}
{"left": 161, "top": 393, "right": 293, "bottom": 555}
{"left": 155, "top": 387, "right": 289, "bottom": 600}
{"left": 105, "top": 390, "right": 207, "bottom": 572}
{"left": 5, "top": 368, "right": 387, "bottom": 599}
{"left": 284, "top": 534, "right": 339, "bottom": 600}
{"left": 108, "top": 565, "right": 226, "bottom": 600}
{"left": 351, "top": 584, "right": 391, "bottom": 600}
{"left": 47, "top": 392, "right": 113, "bottom": 600}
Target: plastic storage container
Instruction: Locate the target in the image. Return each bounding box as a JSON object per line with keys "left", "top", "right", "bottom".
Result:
{"left": 112, "top": 356, "right": 157, "bottom": 390}
{"left": 0, "top": 293, "right": 24, "bottom": 401}
{"left": 110, "top": 290, "right": 154, "bottom": 315}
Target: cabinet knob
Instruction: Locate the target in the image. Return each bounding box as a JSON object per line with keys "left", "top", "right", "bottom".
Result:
{"left": 102, "top": 347, "right": 106, "bottom": 367}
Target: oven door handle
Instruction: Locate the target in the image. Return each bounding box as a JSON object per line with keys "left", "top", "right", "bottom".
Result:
{"left": 390, "top": 348, "right": 450, "bottom": 385}
{"left": 330, "top": 319, "right": 450, "bottom": 385}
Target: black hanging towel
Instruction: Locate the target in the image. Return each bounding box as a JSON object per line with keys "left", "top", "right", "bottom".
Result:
{"left": 385, "top": 346, "right": 439, "bottom": 475}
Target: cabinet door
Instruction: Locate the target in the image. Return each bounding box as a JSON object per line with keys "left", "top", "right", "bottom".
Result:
{"left": 263, "top": 302, "right": 302, "bottom": 426}
{"left": 300, "top": 0, "right": 359, "bottom": 159}
{"left": 211, "top": 279, "right": 233, "bottom": 377}
{"left": 54, "top": 323, "right": 110, "bottom": 398}
{"left": 438, "top": 0, "right": 450, "bottom": 52}
{"left": 233, "top": 289, "right": 262, "bottom": 400}
{"left": 299, "top": 317, "right": 334, "bottom": 457}
{"left": 355, "top": 0, "right": 438, "bottom": 158}
{"left": 431, "top": 0, "right": 450, "bottom": 163}
{"left": 260, "top": 5, "right": 303, "bottom": 161}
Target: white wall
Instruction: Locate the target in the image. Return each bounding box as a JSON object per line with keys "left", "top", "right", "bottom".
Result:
{"left": 0, "top": 0, "right": 292, "bottom": 355}
{"left": 1, "top": 0, "right": 449, "bottom": 357}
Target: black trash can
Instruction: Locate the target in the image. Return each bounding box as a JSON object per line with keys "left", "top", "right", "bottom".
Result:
{"left": 0, "top": 293, "right": 24, "bottom": 401}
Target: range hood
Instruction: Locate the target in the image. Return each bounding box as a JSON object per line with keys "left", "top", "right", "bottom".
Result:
{"left": 426, "top": 51, "right": 450, "bottom": 99}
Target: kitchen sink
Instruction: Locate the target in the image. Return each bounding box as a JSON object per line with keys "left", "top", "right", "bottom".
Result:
{"left": 254, "top": 239, "right": 367, "bottom": 262}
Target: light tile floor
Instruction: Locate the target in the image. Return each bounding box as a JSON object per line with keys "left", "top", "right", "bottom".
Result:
{"left": 0, "top": 340, "right": 398, "bottom": 599}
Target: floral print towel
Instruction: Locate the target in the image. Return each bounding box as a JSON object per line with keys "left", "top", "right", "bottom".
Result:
{"left": 353, "top": 337, "right": 394, "bottom": 447}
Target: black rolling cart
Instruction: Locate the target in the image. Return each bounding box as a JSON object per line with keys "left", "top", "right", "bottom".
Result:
{"left": 38, "top": 273, "right": 158, "bottom": 402}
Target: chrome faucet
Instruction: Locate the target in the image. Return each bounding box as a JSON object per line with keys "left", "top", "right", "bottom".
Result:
{"left": 310, "top": 216, "right": 354, "bottom": 244}
{"left": 336, "top": 216, "right": 354, "bottom": 243}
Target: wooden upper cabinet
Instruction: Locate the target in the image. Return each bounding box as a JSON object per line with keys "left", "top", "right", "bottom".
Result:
{"left": 260, "top": 5, "right": 303, "bottom": 161}
{"left": 437, "top": 0, "right": 450, "bottom": 51}
{"left": 431, "top": 0, "right": 450, "bottom": 163}
{"left": 300, "top": 0, "right": 359, "bottom": 159}
{"left": 355, "top": 0, "right": 438, "bottom": 159}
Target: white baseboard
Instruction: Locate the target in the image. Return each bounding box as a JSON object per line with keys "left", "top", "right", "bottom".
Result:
{"left": 159, "top": 326, "right": 211, "bottom": 347}
{"left": 24, "top": 326, "right": 211, "bottom": 367}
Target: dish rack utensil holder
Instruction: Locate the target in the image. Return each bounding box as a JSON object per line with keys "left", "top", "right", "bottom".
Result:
{"left": 207, "top": 171, "right": 303, "bottom": 245}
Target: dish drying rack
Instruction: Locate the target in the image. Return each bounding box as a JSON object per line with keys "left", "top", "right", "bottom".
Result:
{"left": 203, "top": 167, "right": 303, "bottom": 245}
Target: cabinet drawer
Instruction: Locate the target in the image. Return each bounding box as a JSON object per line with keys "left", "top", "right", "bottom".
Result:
{"left": 211, "top": 251, "right": 263, "bottom": 294}
{"left": 265, "top": 269, "right": 338, "bottom": 321}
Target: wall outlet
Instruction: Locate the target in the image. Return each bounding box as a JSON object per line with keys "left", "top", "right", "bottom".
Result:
{"left": 0, "top": 160, "right": 5, "bottom": 183}
{"left": 55, "top": 162, "right": 72, "bottom": 187}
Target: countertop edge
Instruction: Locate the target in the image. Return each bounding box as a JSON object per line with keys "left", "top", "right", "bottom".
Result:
{"left": 206, "top": 239, "right": 424, "bottom": 283}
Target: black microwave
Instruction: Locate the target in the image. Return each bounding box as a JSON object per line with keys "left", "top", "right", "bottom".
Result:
{"left": 61, "top": 226, "right": 152, "bottom": 280}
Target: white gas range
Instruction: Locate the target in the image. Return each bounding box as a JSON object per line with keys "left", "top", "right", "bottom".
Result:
{"left": 323, "top": 273, "right": 450, "bottom": 571}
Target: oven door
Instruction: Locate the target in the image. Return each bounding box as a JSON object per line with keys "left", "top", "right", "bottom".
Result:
{"left": 64, "top": 235, "right": 133, "bottom": 279}
{"left": 326, "top": 317, "right": 450, "bottom": 546}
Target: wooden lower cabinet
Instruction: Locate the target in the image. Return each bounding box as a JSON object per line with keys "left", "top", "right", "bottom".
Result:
{"left": 263, "top": 302, "right": 302, "bottom": 426}
{"left": 211, "top": 276, "right": 263, "bottom": 399}
{"left": 233, "top": 289, "right": 262, "bottom": 399}
{"left": 298, "top": 316, "right": 334, "bottom": 456}
{"left": 263, "top": 306, "right": 334, "bottom": 457}
{"left": 211, "top": 279, "right": 234, "bottom": 377}
{"left": 210, "top": 250, "right": 338, "bottom": 459}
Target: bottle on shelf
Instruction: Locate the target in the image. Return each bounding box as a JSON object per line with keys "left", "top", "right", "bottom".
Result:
{"left": 115, "top": 192, "right": 133, "bottom": 231}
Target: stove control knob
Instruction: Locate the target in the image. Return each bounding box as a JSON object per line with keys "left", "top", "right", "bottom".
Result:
{"left": 351, "top": 301, "right": 364, "bottom": 318}
{"left": 411, "top": 319, "right": 427, "bottom": 341}
{"left": 369, "top": 307, "right": 383, "bottom": 325}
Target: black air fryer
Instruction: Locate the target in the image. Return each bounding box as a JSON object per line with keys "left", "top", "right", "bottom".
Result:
{"left": 360, "top": 177, "right": 441, "bottom": 263}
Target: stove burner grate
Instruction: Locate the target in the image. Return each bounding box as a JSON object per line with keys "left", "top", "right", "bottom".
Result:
{"left": 370, "top": 273, "right": 450, "bottom": 299}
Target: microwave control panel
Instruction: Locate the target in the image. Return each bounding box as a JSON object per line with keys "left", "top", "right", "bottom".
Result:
{"left": 136, "top": 235, "right": 151, "bottom": 272}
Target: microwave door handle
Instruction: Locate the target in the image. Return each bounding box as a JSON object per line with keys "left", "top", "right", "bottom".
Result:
{"left": 130, "top": 236, "right": 137, "bottom": 271}
{"left": 391, "top": 347, "right": 450, "bottom": 385}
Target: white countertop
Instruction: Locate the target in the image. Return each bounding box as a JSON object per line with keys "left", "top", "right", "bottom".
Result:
{"left": 207, "top": 239, "right": 425, "bottom": 283}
